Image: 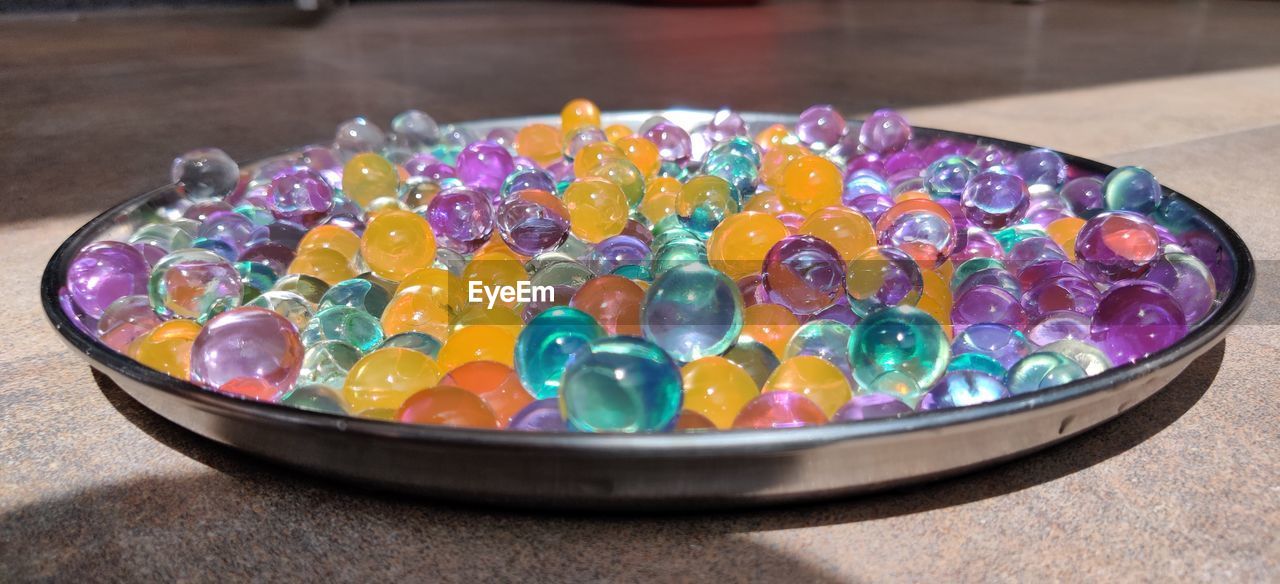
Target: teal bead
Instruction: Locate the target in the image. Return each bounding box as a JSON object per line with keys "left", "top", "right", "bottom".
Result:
{"left": 318, "top": 278, "right": 391, "bottom": 317}
{"left": 148, "top": 248, "right": 242, "bottom": 323}
{"left": 1103, "top": 166, "right": 1163, "bottom": 214}
{"left": 611, "top": 263, "right": 653, "bottom": 282}
{"left": 703, "top": 153, "right": 760, "bottom": 200}
{"left": 723, "top": 339, "right": 780, "bottom": 388}
{"left": 993, "top": 224, "right": 1048, "bottom": 252}
{"left": 560, "top": 336, "right": 683, "bottom": 432}
{"left": 705, "top": 136, "right": 763, "bottom": 167}
{"left": 515, "top": 306, "right": 604, "bottom": 399}
{"left": 652, "top": 241, "right": 708, "bottom": 276}
{"left": 378, "top": 331, "right": 442, "bottom": 358}
{"left": 300, "top": 305, "right": 384, "bottom": 352}
{"left": 235, "top": 261, "right": 279, "bottom": 298}
{"left": 1037, "top": 339, "right": 1112, "bottom": 376}
{"left": 951, "top": 257, "right": 1006, "bottom": 289}
{"left": 849, "top": 306, "right": 950, "bottom": 402}
{"left": 280, "top": 383, "right": 349, "bottom": 415}
{"left": 784, "top": 319, "right": 856, "bottom": 383}
{"left": 642, "top": 262, "right": 743, "bottom": 363}
{"left": 947, "top": 352, "right": 1008, "bottom": 379}
{"left": 1007, "top": 352, "right": 1087, "bottom": 394}
{"left": 298, "top": 340, "right": 362, "bottom": 388}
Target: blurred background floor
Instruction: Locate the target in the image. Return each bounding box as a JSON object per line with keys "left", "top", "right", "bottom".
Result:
{"left": 1, "top": 1, "right": 1278, "bottom": 581}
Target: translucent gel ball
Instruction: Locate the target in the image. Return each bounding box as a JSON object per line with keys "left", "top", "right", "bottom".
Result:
{"left": 832, "top": 393, "right": 913, "bottom": 421}
{"left": 950, "top": 323, "right": 1033, "bottom": 369}
{"left": 707, "top": 212, "right": 789, "bottom": 281}
{"left": 1007, "top": 352, "right": 1087, "bottom": 395}
{"left": 962, "top": 171, "right": 1029, "bottom": 229}
{"left": 1143, "top": 246, "right": 1218, "bottom": 326}
{"left": 96, "top": 295, "right": 165, "bottom": 352}
{"left": 1091, "top": 280, "right": 1187, "bottom": 365}
{"left": 280, "top": 384, "right": 348, "bottom": 415}
{"left": 798, "top": 206, "right": 877, "bottom": 263}
{"left": 858, "top": 109, "right": 912, "bottom": 153}
{"left": 397, "top": 386, "right": 499, "bottom": 429}
{"left": 1022, "top": 276, "right": 1099, "bottom": 319}
{"left": 334, "top": 117, "right": 387, "bottom": 156}
{"left": 643, "top": 121, "right": 693, "bottom": 165}
{"left": 267, "top": 167, "right": 333, "bottom": 225}
{"left": 849, "top": 306, "right": 950, "bottom": 403}
{"left": 784, "top": 319, "right": 856, "bottom": 386}
{"left": 515, "top": 306, "right": 604, "bottom": 399}
{"left": 1074, "top": 211, "right": 1160, "bottom": 282}
{"left": 947, "top": 352, "right": 1008, "bottom": 379}
{"left": 437, "top": 324, "right": 518, "bottom": 372}
{"left": 676, "top": 175, "right": 740, "bottom": 237}
{"left": 1104, "top": 166, "right": 1163, "bottom": 214}
{"left": 1059, "top": 177, "right": 1105, "bottom": 219}
{"left": 762, "top": 235, "right": 846, "bottom": 316}
{"left": 780, "top": 155, "right": 843, "bottom": 215}
{"left": 763, "top": 355, "right": 853, "bottom": 417}
{"left": 559, "top": 336, "right": 683, "bottom": 432}
{"left": 171, "top": 147, "right": 240, "bottom": 201}
{"left": 271, "top": 273, "right": 330, "bottom": 306}
{"left": 342, "top": 347, "right": 442, "bottom": 414}
{"left": 301, "top": 305, "right": 384, "bottom": 352}
{"left": 189, "top": 307, "right": 304, "bottom": 391}
{"left": 950, "top": 284, "right": 1028, "bottom": 335}
{"left": 917, "top": 370, "right": 1009, "bottom": 410}
{"left": 844, "top": 170, "right": 891, "bottom": 206}
{"left": 360, "top": 210, "right": 437, "bottom": 281}
{"left": 924, "top": 155, "right": 979, "bottom": 199}
{"left": 844, "top": 245, "right": 922, "bottom": 317}
{"left": 68, "top": 241, "right": 151, "bottom": 319}
{"left": 501, "top": 167, "right": 557, "bottom": 201}
{"left": 681, "top": 356, "right": 759, "bottom": 429}
{"left": 1012, "top": 148, "right": 1068, "bottom": 190}
{"left": 509, "top": 398, "right": 567, "bottom": 432}
{"left": 426, "top": 187, "right": 494, "bottom": 254}
{"left": 796, "top": 104, "right": 846, "bottom": 150}
{"left": 297, "top": 340, "right": 362, "bottom": 388}
{"left": 563, "top": 178, "right": 629, "bottom": 244}
{"left": 440, "top": 361, "right": 534, "bottom": 428}
{"left": 1038, "top": 339, "right": 1113, "bottom": 376}
{"left": 456, "top": 140, "right": 515, "bottom": 195}
{"left": 588, "top": 235, "right": 651, "bottom": 276}
{"left": 496, "top": 189, "right": 570, "bottom": 256}
{"left": 571, "top": 275, "right": 646, "bottom": 337}
{"left": 642, "top": 262, "right": 744, "bottom": 362}
{"left": 732, "top": 391, "right": 828, "bottom": 429}
{"left": 722, "top": 339, "right": 781, "bottom": 389}
{"left": 391, "top": 109, "right": 440, "bottom": 148}
{"left": 875, "top": 199, "right": 958, "bottom": 265}
{"left": 148, "top": 248, "right": 243, "bottom": 322}
{"left": 318, "top": 278, "right": 390, "bottom": 318}
{"left": 342, "top": 152, "right": 399, "bottom": 208}
{"left": 1026, "top": 310, "right": 1093, "bottom": 346}
{"left": 127, "top": 320, "right": 201, "bottom": 379}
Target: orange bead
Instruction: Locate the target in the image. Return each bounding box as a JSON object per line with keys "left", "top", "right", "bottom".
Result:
{"left": 437, "top": 325, "right": 517, "bottom": 372}
{"left": 218, "top": 377, "right": 281, "bottom": 402}
{"left": 639, "top": 176, "right": 681, "bottom": 225}
{"left": 780, "top": 155, "right": 843, "bottom": 215}
{"left": 615, "top": 135, "right": 661, "bottom": 177}
{"left": 760, "top": 144, "right": 808, "bottom": 191}
{"left": 604, "top": 124, "right": 633, "bottom": 143}
{"left": 1047, "top": 217, "right": 1087, "bottom": 261}
{"left": 461, "top": 250, "right": 529, "bottom": 310}
{"left": 343, "top": 347, "right": 442, "bottom": 414}
{"left": 798, "top": 206, "right": 877, "bottom": 262}
{"left": 360, "top": 210, "right": 437, "bottom": 282}
{"left": 894, "top": 190, "right": 931, "bottom": 203}
{"left": 674, "top": 410, "right": 717, "bottom": 432}
{"left": 288, "top": 248, "right": 356, "bottom": 286}
{"left": 754, "top": 123, "right": 798, "bottom": 151}
{"left": 560, "top": 98, "right": 602, "bottom": 135}
{"left": 127, "top": 319, "right": 202, "bottom": 379}
{"left": 296, "top": 224, "right": 361, "bottom": 260}
{"left": 681, "top": 357, "right": 760, "bottom": 429}
{"left": 569, "top": 275, "right": 646, "bottom": 337}
{"left": 573, "top": 141, "right": 624, "bottom": 177}
{"left": 762, "top": 355, "right": 852, "bottom": 417}
{"left": 342, "top": 152, "right": 399, "bottom": 208}
{"left": 397, "top": 385, "right": 499, "bottom": 429}
{"left": 742, "top": 189, "right": 789, "bottom": 215}
{"left": 707, "top": 212, "right": 789, "bottom": 280}
{"left": 514, "top": 123, "right": 564, "bottom": 167}
{"left": 440, "top": 361, "right": 534, "bottom": 428}
{"left": 382, "top": 289, "right": 454, "bottom": 341}
{"left": 740, "top": 303, "right": 800, "bottom": 358}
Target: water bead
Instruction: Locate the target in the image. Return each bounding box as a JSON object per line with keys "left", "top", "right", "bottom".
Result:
{"left": 848, "top": 193, "right": 894, "bottom": 224}
{"left": 923, "top": 155, "right": 979, "bottom": 199}
{"left": 148, "top": 248, "right": 243, "bottom": 322}
{"left": 514, "top": 307, "right": 603, "bottom": 399}
{"left": 796, "top": 104, "right": 846, "bottom": 150}
{"left": 500, "top": 167, "right": 557, "bottom": 201}
{"left": 917, "top": 371, "right": 1009, "bottom": 410}
{"left": 732, "top": 391, "right": 827, "bottom": 429}
{"left": 215, "top": 376, "right": 283, "bottom": 402}
{"left": 440, "top": 361, "right": 534, "bottom": 428}
{"left": 783, "top": 319, "right": 856, "bottom": 384}
{"left": 455, "top": 140, "right": 514, "bottom": 196}
{"left": 1012, "top": 148, "right": 1068, "bottom": 191}
{"left": 875, "top": 199, "right": 957, "bottom": 265}
{"left": 1143, "top": 246, "right": 1218, "bottom": 325}
{"left": 188, "top": 306, "right": 304, "bottom": 392}
{"left": 317, "top": 278, "right": 390, "bottom": 318}
{"left": 389, "top": 109, "right": 440, "bottom": 150}
{"left": 962, "top": 171, "right": 1029, "bottom": 229}
{"left": 97, "top": 295, "right": 165, "bottom": 352}
{"left": 359, "top": 209, "right": 437, "bottom": 281}
{"left": 1006, "top": 352, "right": 1087, "bottom": 395}
{"left": 676, "top": 175, "right": 739, "bottom": 236}
{"left": 569, "top": 275, "right": 646, "bottom": 337}
{"left": 559, "top": 336, "right": 683, "bottom": 432}
{"left": 341, "top": 152, "right": 399, "bottom": 208}
{"left": 271, "top": 273, "right": 330, "bottom": 307}
{"left": 1091, "top": 280, "right": 1187, "bottom": 365}
{"left": 754, "top": 123, "right": 798, "bottom": 151}
{"left": 844, "top": 245, "right": 922, "bottom": 317}
{"left": 397, "top": 386, "right": 499, "bottom": 429}
{"left": 298, "top": 340, "right": 363, "bottom": 388}
{"left": 798, "top": 206, "right": 877, "bottom": 263}
{"left": 587, "top": 235, "right": 650, "bottom": 276}
{"left": 779, "top": 155, "right": 842, "bottom": 215}
{"left": 643, "top": 121, "right": 693, "bottom": 165}
{"left": 239, "top": 242, "right": 295, "bottom": 275}
{"left": 762, "top": 235, "right": 846, "bottom": 316}
{"left": 1022, "top": 276, "right": 1100, "bottom": 318}
{"left": 706, "top": 212, "right": 788, "bottom": 281}
{"left": 334, "top": 117, "right": 387, "bottom": 157}
{"left": 562, "top": 178, "right": 629, "bottom": 244}
{"left": 1074, "top": 211, "right": 1160, "bottom": 282}
{"left": 702, "top": 151, "right": 760, "bottom": 200}
{"left": 67, "top": 241, "right": 151, "bottom": 319}
{"left": 950, "top": 323, "right": 1032, "bottom": 369}
{"left": 740, "top": 303, "right": 800, "bottom": 358}
{"left": 947, "top": 352, "right": 1008, "bottom": 379}
{"left": 950, "top": 284, "right": 1028, "bottom": 334}
{"left": 289, "top": 247, "right": 357, "bottom": 286}
{"left": 642, "top": 262, "right": 744, "bottom": 362}
{"left": 235, "top": 261, "right": 278, "bottom": 298}
{"left": 171, "top": 147, "right": 240, "bottom": 201}
{"left": 760, "top": 144, "right": 808, "bottom": 191}
{"left": 1027, "top": 310, "right": 1093, "bottom": 346}
{"left": 1038, "top": 339, "right": 1113, "bottom": 376}
{"left": 425, "top": 187, "right": 494, "bottom": 254}
{"left": 266, "top": 167, "right": 333, "bottom": 225}
{"left": 722, "top": 339, "right": 781, "bottom": 388}
{"left": 437, "top": 325, "right": 517, "bottom": 373}
{"left": 300, "top": 305, "right": 384, "bottom": 352}
{"left": 495, "top": 189, "right": 570, "bottom": 256}
{"left": 378, "top": 331, "right": 443, "bottom": 358}
{"left": 849, "top": 306, "right": 950, "bottom": 402}
{"left": 858, "top": 109, "right": 912, "bottom": 154}
{"left": 343, "top": 347, "right": 442, "bottom": 414}
{"left": 1104, "top": 166, "right": 1163, "bottom": 214}
{"left": 509, "top": 398, "right": 567, "bottom": 432}
{"left": 681, "top": 356, "right": 760, "bottom": 429}
{"left": 832, "top": 393, "right": 913, "bottom": 422}
{"left": 706, "top": 136, "right": 762, "bottom": 168}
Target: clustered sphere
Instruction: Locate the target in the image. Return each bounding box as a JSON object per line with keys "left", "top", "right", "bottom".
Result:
{"left": 62, "top": 100, "right": 1227, "bottom": 433}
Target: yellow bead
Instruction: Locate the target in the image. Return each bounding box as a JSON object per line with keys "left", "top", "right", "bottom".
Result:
{"left": 563, "top": 178, "right": 629, "bottom": 243}
{"left": 760, "top": 143, "right": 809, "bottom": 191}
{"left": 382, "top": 288, "right": 453, "bottom": 340}
{"left": 297, "top": 224, "right": 361, "bottom": 260}
{"left": 288, "top": 248, "right": 356, "bottom": 286}
{"left": 676, "top": 175, "right": 739, "bottom": 221}
{"left": 452, "top": 304, "right": 525, "bottom": 338}
{"left": 343, "top": 347, "right": 442, "bottom": 414}
{"left": 1047, "top": 217, "right": 1087, "bottom": 261}
{"left": 360, "top": 210, "right": 437, "bottom": 282}
{"left": 681, "top": 356, "right": 760, "bottom": 429}
{"left": 915, "top": 292, "right": 954, "bottom": 340}
{"left": 604, "top": 124, "right": 633, "bottom": 143}
{"left": 437, "top": 325, "right": 517, "bottom": 372}
{"left": 560, "top": 98, "right": 602, "bottom": 135}
{"left": 615, "top": 136, "right": 660, "bottom": 177}
{"left": 754, "top": 123, "right": 798, "bottom": 151}
{"left": 394, "top": 267, "right": 465, "bottom": 308}
{"left": 920, "top": 268, "right": 951, "bottom": 307}
{"left": 573, "top": 141, "right": 624, "bottom": 177}
{"left": 741, "top": 189, "right": 789, "bottom": 215}
{"left": 707, "top": 211, "right": 789, "bottom": 280}
{"left": 763, "top": 355, "right": 853, "bottom": 417}
{"left": 462, "top": 250, "right": 529, "bottom": 310}
{"left": 798, "top": 206, "right": 877, "bottom": 262}
{"left": 740, "top": 303, "right": 800, "bottom": 359}
{"left": 342, "top": 152, "right": 399, "bottom": 208}
{"left": 127, "top": 319, "right": 202, "bottom": 380}
{"left": 588, "top": 157, "right": 645, "bottom": 209}
{"left": 780, "top": 155, "right": 843, "bottom": 216}
{"left": 639, "top": 176, "right": 681, "bottom": 225}
{"left": 514, "top": 123, "right": 564, "bottom": 167}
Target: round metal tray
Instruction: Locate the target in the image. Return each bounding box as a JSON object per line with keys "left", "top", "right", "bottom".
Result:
{"left": 41, "top": 111, "right": 1255, "bottom": 510}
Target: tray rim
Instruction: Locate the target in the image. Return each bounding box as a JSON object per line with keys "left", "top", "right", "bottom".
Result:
{"left": 39, "top": 109, "right": 1256, "bottom": 458}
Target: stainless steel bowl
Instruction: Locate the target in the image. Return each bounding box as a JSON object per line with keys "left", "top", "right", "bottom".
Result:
{"left": 41, "top": 111, "right": 1255, "bottom": 510}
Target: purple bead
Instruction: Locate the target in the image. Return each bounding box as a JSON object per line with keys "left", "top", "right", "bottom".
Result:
{"left": 1017, "top": 259, "right": 1086, "bottom": 291}
{"left": 968, "top": 143, "right": 1013, "bottom": 171}
{"left": 850, "top": 193, "right": 895, "bottom": 224}
{"left": 189, "top": 306, "right": 305, "bottom": 391}
{"left": 455, "top": 140, "right": 515, "bottom": 195}
{"left": 512, "top": 156, "right": 540, "bottom": 170}
{"left": 486, "top": 127, "right": 518, "bottom": 151}
{"left": 954, "top": 267, "right": 1022, "bottom": 299}
{"left": 427, "top": 187, "right": 495, "bottom": 253}
{"left": 644, "top": 122, "right": 693, "bottom": 165}
{"left": 796, "top": 104, "right": 846, "bottom": 150}
{"left": 183, "top": 200, "right": 234, "bottom": 223}
{"left": 1059, "top": 176, "right": 1105, "bottom": 219}
{"left": 917, "top": 371, "right": 1009, "bottom": 410}
{"left": 262, "top": 221, "right": 307, "bottom": 250}
{"left": 402, "top": 153, "right": 440, "bottom": 181}
{"left": 509, "top": 398, "right": 567, "bottom": 432}
{"left": 301, "top": 145, "right": 344, "bottom": 187}
{"left": 134, "top": 241, "right": 168, "bottom": 267}
{"left": 1091, "top": 280, "right": 1187, "bottom": 364}
{"left": 951, "top": 284, "right": 1028, "bottom": 335}
{"left": 96, "top": 295, "right": 165, "bottom": 352}
{"left": 419, "top": 162, "right": 457, "bottom": 183}
{"left": 832, "top": 393, "right": 913, "bottom": 422}
{"left": 546, "top": 159, "right": 574, "bottom": 182}
{"left": 921, "top": 138, "right": 971, "bottom": 162}
{"left": 810, "top": 301, "right": 862, "bottom": 327}
{"left": 1027, "top": 310, "right": 1093, "bottom": 346}
{"left": 239, "top": 242, "right": 295, "bottom": 275}
{"left": 950, "top": 226, "right": 1004, "bottom": 264}
{"left": 1074, "top": 211, "right": 1160, "bottom": 282}
{"left": 564, "top": 126, "right": 607, "bottom": 161}
{"left": 58, "top": 285, "right": 98, "bottom": 337}
{"left": 501, "top": 167, "right": 557, "bottom": 199}
{"left": 267, "top": 167, "right": 333, "bottom": 226}
{"left": 1012, "top": 148, "right": 1068, "bottom": 190}
{"left": 762, "top": 235, "right": 846, "bottom": 316}
{"left": 1180, "top": 228, "right": 1233, "bottom": 294}
{"left": 882, "top": 150, "right": 925, "bottom": 177}
{"left": 588, "top": 235, "right": 650, "bottom": 275}
{"left": 950, "top": 323, "right": 1032, "bottom": 369}
{"left": 846, "top": 152, "right": 885, "bottom": 175}
{"left": 707, "top": 107, "right": 749, "bottom": 143}
{"left": 197, "top": 211, "right": 265, "bottom": 253}
{"left": 496, "top": 190, "right": 570, "bottom": 256}
{"left": 858, "top": 109, "right": 912, "bottom": 153}
{"left": 620, "top": 219, "right": 654, "bottom": 246}
{"left": 962, "top": 171, "right": 1029, "bottom": 229}
{"left": 1143, "top": 247, "right": 1218, "bottom": 326}
{"left": 66, "top": 241, "right": 150, "bottom": 318}
{"left": 1006, "top": 236, "right": 1068, "bottom": 273}
{"left": 1022, "top": 276, "right": 1100, "bottom": 318}
{"left": 736, "top": 274, "right": 769, "bottom": 308}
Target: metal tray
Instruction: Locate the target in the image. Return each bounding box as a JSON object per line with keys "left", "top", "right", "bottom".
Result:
{"left": 40, "top": 111, "right": 1255, "bottom": 510}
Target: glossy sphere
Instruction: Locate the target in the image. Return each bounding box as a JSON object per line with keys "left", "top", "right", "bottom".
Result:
{"left": 1046, "top": 217, "right": 1087, "bottom": 261}
{"left": 560, "top": 98, "right": 602, "bottom": 134}
{"left": 573, "top": 141, "right": 623, "bottom": 177}
{"left": 676, "top": 175, "right": 739, "bottom": 236}
{"left": 301, "top": 306, "right": 384, "bottom": 352}
{"left": 762, "top": 235, "right": 846, "bottom": 316}
{"left": 1059, "top": 177, "right": 1105, "bottom": 219}
{"left": 267, "top": 167, "right": 333, "bottom": 225}
{"left": 643, "top": 121, "right": 693, "bottom": 165}
{"left": 297, "top": 224, "right": 361, "bottom": 259}
{"left": 148, "top": 248, "right": 242, "bottom": 322}
{"left": 858, "top": 109, "right": 912, "bottom": 153}
{"left": 950, "top": 284, "right": 1028, "bottom": 334}
{"left": 950, "top": 323, "right": 1033, "bottom": 369}
{"left": 461, "top": 250, "right": 528, "bottom": 309}
{"left": 280, "top": 384, "right": 348, "bottom": 414}
{"left": 732, "top": 391, "right": 827, "bottom": 429}
{"left": 563, "top": 178, "right": 629, "bottom": 243}
{"left": 361, "top": 210, "right": 437, "bottom": 281}
{"left": 343, "top": 347, "right": 442, "bottom": 414}
{"left": 917, "top": 371, "right": 1009, "bottom": 410}
{"left": 784, "top": 319, "right": 856, "bottom": 382}
{"left": 440, "top": 361, "right": 534, "bottom": 427}
{"left": 962, "top": 171, "right": 1029, "bottom": 229}
{"left": 289, "top": 248, "right": 355, "bottom": 286}
{"left": 570, "top": 275, "right": 645, "bottom": 337}
{"left": 379, "top": 331, "right": 442, "bottom": 358}
{"left": 1144, "top": 247, "right": 1217, "bottom": 325}
{"left": 496, "top": 189, "right": 570, "bottom": 256}
{"left": 297, "top": 340, "right": 362, "bottom": 388}
{"left": 1091, "top": 280, "right": 1187, "bottom": 364}
{"left": 875, "top": 199, "right": 957, "bottom": 264}
{"left": 1012, "top": 148, "right": 1068, "bottom": 190}
{"left": 832, "top": 393, "right": 913, "bottom": 421}
{"left": 438, "top": 324, "right": 517, "bottom": 372}
{"left": 1027, "top": 310, "right": 1093, "bottom": 346}
{"left": 68, "top": 241, "right": 151, "bottom": 318}
{"left": 707, "top": 212, "right": 789, "bottom": 280}
{"left": 515, "top": 307, "right": 603, "bottom": 399}
{"left": 616, "top": 136, "right": 661, "bottom": 177}
{"left": 844, "top": 245, "right": 923, "bottom": 317}
{"left": 740, "top": 303, "right": 800, "bottom": 358}
{"left": 1074, "top": 211, "right": 1160, "bottom": 282}
{"left": 798, "top": 207, "right": 877, "bottom": 262}
{"left": 1104, "top": 166, "right": 1163, "bottom": 214}
{"left": 722, "top": 340, "right": 780, "bottom": 388}
{"left": 271, "top": 274, "right": 330, "bottom": 306}
{"left": 1039, "top": 339, "right": 1113, "bottom": 376}
{"left": 681, "top": 356, "right": 760, "bottom": 429}
{"left": 97, "top": 295, "right": 165, "bottom": 352}
{"left": 189, "top": 307, "right": 304, "bottom": 391}
{"left": 456, "top": 141, "right": 514, "bottom": 194}
{"left": 397, "top": 386, "right": 499, "bottom": 429}
{"left": 342, "top": 153, "right": 399, "bottom": 208}
{"left": 128, "top": 319, "right": 202, "bottom": 379}
{"left": 639, "top": 176, "right": 681, "bottom": 225}
{"left": 849, "top": 306, "right": 950, "bottom": 402}
{"left": 381, "top": 277, "right": 456, "bottom": 340}
{"left": 427, "top": 187, "right": 494, "bottom": 253}
{"left": 1006, "top": 352, "right": 1087, "bottom": 395}
{"left": 642, "top": 262, "right": 744, "bottom": 362}
{"left": 588, "top": 158, "right": 645, "bottom": 208}
{"left": 795, "top": 104, "right": 846, "bottom": 150}
{"left": 171, "top": 147, "right": 239, "bottom": 201}
{"left": 780, "top": 155, "right": 842, "bottom": 215}
{"left": 509, "top": 398, "right": 567, "bottom": 432}
{"left": 514, "top": 123, "right": 563, "bottom": 167}
{"left": 923, "top": 155, "right": 979, "bottom": 199}
{"left": 763, "top": 356, "right": 852, "bottom": 417}
{"left": 1023, "top": 276, "right": 1099, "bottom": 318}
{"left": 560, "top": 337, "right": 683, "bottom": 432}
{"left": 217, "top": 377, "right": 281, "bottom": 402}
{"left": 318, "top": 278, "right": 390, "bottom": 317}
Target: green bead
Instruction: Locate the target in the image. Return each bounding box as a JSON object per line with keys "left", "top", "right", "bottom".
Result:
{"left": 301, "top": 306, "right": 384, "bottom": 352}
{"left": 850, "top": 306, "right": 950, "bottom": 402}
{"left": 993, "top": 224, "right": 1048, "bottom": 252}
{"left": 560, "top": 336, "right": 683, "bottom": 432}
{"left": 280, "top": 384, "right": 348, "bottom": 415}
{"left": 318, "top": 278, "right": 391, "bottom": 318}
{"left": 947, "top": 352, "right": 1008, "bottom": 379}
{"left": 1007, "top": 352, "right": 1087, "bottom": 395}
{"left": 378, "top": 331, "right": 442, "bottom": 358}
{"left": 298, "top": 340, "right": 362, "bottom": 388}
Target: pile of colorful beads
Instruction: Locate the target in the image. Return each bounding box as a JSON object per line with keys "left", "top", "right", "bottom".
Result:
{"left": 60, "top": 99, "right": 1226, "bottom": 432}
